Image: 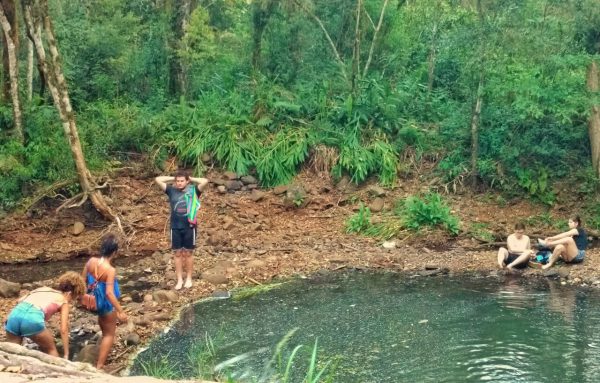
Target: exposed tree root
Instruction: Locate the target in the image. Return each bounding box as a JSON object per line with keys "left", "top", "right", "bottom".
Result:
{"left": 20, "top": 179, "right": 75, "bottom": 213}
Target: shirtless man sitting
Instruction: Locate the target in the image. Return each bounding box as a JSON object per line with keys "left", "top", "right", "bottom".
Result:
{"left": 497, "top": 223, "right": 534, "bottom": 270}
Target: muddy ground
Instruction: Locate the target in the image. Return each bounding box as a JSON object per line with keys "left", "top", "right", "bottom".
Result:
{"left": 1, "top": 163, "right": 599, "bottom": 374}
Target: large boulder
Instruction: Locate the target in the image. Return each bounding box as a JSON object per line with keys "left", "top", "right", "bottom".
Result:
{"left": 0, "top": 279, "right": 21, "bottom": 298}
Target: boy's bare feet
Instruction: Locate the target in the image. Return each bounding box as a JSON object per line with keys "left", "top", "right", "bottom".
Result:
{"left": 175, "top": 280, "right": 183, "bottom": 290}
{"left": 184, "top": 278, "right": 193, "bottom": 289}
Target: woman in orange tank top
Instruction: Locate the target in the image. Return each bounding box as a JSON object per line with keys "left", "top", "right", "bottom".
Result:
{"left": 4, "top": 271, "right": 85, "bottom": 358}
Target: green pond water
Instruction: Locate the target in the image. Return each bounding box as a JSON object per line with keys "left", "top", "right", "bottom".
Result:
{"left": 130, "top": 272, "right": 600, "bottom": 382}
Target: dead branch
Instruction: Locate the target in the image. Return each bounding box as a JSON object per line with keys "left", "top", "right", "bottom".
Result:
{"left": 247, "top": 277, "right": 263, "bottom": 285}
{"left": 21, "top": 179, "right": 74, "bottom": 212}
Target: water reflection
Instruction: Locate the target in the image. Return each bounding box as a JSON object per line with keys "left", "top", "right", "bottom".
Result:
{"left": 131, "top": 273, "right": 600, "bottom": 382}
{"left": 546, "top": 281, "right": 577, "bottom": 324}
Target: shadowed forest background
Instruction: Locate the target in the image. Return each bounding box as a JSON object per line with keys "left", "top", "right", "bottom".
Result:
{"left": 0, "top": 0, "right": 599, "bottom": 227}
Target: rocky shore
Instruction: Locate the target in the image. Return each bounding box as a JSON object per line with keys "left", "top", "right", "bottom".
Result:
{"left": 1, "top": 168, "right": 599, "bottom": 378}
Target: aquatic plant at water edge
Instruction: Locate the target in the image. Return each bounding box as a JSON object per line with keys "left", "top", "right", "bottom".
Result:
{"left": 137, "top": 353, "right": 181, "bottom": 379}
{"left": 188, "top": 332, "right": 220, "bottom": 380}
{"left": 233, "top": 282, "right": 286, "bottom": 301}
{"left": 270, "top": 329, "right": 337, "bottom": 383}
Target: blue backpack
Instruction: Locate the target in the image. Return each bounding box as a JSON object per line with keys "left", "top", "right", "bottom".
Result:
{"left": 535, "top": 250, "right": 551, "bottom": 264}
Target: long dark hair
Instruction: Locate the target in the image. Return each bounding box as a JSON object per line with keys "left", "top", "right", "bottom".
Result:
{"left": 100, "top": 233, "right": 119, "bottom": 257}
{"left": 571, "top": 215, "right": 582, "bottom": 228}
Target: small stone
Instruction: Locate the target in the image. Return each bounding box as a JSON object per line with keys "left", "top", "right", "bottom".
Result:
{"left": 558, "top": 269, "right": 570, "bottom": 278}
{"left": 369, "top": 198, "right": 385, "bottom": 213}
{"left": 240, "top": 175, "right": 258, "bottom": 185}
{"left": 225, "top": 180, "right": 244, "bottom": 191}
{"left": 223, "top": 171, "right": 238, "bottom": 180}
{"left": 71, "top": 222, "right": 85, "bottom": 236}
{"left": 418, "top": 320, "right": 429, "bottom": 324}
{"left": 211, "top": 290, "right": 231, "bottom": 299}
{"left": 217, "top": 185, "right": 227, "bottom": 194}
{"left": 125, "top": 333, "right": 141, "bottom": 346}
{"left": 382, "top": 241, "right": 396, "bottom": 249}
{"left": 272, "top": 185, "right": 288, "bottom": 195}
{"left": 249, "top": 190, "right": 266, "bottom": 202}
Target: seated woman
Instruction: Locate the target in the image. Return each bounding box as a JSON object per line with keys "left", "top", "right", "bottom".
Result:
{"left": 541, "top": 216, "right": 587, "bottom": 270}
{"left": 82, "top": 233, "right": 128, "bottom": 370}
{"left": 4, "top": 271, "right": 86, "bottom": 358}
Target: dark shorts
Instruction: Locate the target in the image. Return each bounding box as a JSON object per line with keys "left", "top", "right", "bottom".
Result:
{"left": 171, "top": 227, "right": 196, "bottom": 250}
{"left": 567, "top": 249, "right": 585, "bottom": 264}
{"left": 504, "top": 253, "right": 528, "bottom": 269}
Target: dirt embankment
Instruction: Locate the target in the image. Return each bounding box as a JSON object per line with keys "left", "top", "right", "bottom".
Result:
{"left": 0, "top": 165, "right": 599, "bottom": 375}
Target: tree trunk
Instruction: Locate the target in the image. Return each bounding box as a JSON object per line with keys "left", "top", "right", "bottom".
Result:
{"left": 470, "top": 71, "right": 484, "bottom": 188}
{"left": 22, "top": 0, "right": 120, "bottom": 228}
{"left": 351, "top": 0, "right": 361, "bottom": 94}
{"left": 0, "top": 0, "right": 17, "bottom": 102}
{"left": 251, "top": 0, "right": 277, "bottom": 73}
{"left": 168, "top": 0, "right": 194, "bottom": 97}
{"left": 427, "top": 22, "right": 438, "bottom": 94}
{"left": 588, "top": 60, "right": 600, "bottom": 176}
{"left": 362, "top": 0, "right": 389, "bottom": 78}
{"left": 0, "top": 0, "right": 23, "bottom": 143}
{"left": 27, "top": 31, "right": 34, "bottom": 101}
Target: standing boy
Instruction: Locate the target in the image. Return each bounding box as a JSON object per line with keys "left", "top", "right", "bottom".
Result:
{"left": 155, "top": 171, "right": 209, "bottom": 290}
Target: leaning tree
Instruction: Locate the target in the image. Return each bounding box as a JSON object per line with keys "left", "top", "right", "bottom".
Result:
{"left": 21, "top": 0, "right": 121, "bottom": 230}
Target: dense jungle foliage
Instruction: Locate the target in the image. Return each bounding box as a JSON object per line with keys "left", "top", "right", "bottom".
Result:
{"left": 0, "top": 0, "right": 599, "bottom": 213}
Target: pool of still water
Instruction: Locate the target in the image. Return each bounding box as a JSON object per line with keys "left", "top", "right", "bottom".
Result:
{"left": 130, "top": 272, "right": 600, "bottom": 382}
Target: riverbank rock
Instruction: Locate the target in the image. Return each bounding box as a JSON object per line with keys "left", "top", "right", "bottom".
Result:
{"left": 0, "top": 279, "right": 21, "bottom": 298}
{"left": 249, "top": 190, "right": 266, "bottom": 202}
{"left": 125, "top": 333, "right": 141, "bottom": 346}
{"left": 1, "top": 342, "right": 217, "bottom": 382}
{"left": 201, "top": 270, "right": 229, "bottom": 285}
{"left": 71, "top": 222, "right": 85, "bottom": 236}
{"left": 74, "top": 344, "right": 99, "bottom": 365}
{"left": 240, "top": 175, "right": 257, "bottom": 185}
{"left": 152, "top": 290, "right": 178, "bottom": 303}
{"left": 369, "top": 198, "right": 384, "bottom": 212}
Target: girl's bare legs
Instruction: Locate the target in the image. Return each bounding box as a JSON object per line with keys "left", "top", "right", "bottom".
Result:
{"left": 96, "top": 311, "right": 117, "bottom": 370}
{"left": 542, "top": 238, "right": 578, "bottom": 269}
{"left": 5, "top": 332, "right": 23, "bottom": 345}
{"left": 29, "top": 329, "right": 59, "bottom": 357}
